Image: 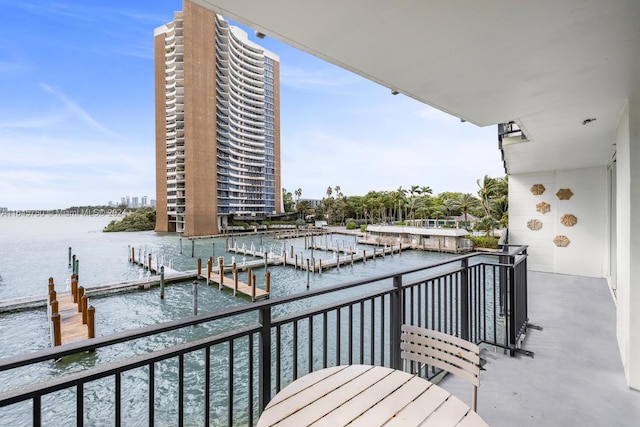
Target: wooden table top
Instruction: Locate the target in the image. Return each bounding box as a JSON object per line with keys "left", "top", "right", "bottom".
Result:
{"left": 257, "top": 364, "right": 488, "bottom": 426}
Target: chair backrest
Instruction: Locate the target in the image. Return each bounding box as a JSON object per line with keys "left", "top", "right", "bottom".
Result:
{"left": 400, "top": 324, "right": 480, "bottom": 411}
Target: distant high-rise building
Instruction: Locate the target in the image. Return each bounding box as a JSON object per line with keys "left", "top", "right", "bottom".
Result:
{"left": 154, "top": 0, "right": 281, "bottom": 236}
{"left": 142, "top": 196, "right": 148, "bottom": 207}
{"left": 132, "top": 197, "right": 140, "bottom": 208}
{"left": 120, "top": 197, "right": 127, "bottom": 207}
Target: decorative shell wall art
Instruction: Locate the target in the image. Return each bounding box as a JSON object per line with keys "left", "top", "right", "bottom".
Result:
{"left": 556, "top": 188, "right": 574, "bottom": 200}
{"left": 560, "top": 214, "right": 578, "bottom": 227}
{"left": 553, "top": 235, "right": 571, "bottom": 247}
{"left": 530, "top": 184, "right": 546, "bottom": 195}
{"left": 527, "top": 219, "right": 543, "bottom": 231}
{"left": 536, "top": 202, "right": 551, "bottom": 214}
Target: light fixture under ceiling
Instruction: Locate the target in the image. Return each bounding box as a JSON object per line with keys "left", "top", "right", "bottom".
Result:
{"left": 255, "top": 31, "right": 266, "bottom": 39}
{"left": 582, "top": 118, "right": 597, "bottom": 125}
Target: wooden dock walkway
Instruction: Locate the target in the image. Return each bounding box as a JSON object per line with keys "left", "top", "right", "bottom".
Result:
{"left": 280, "top": 244, "right": 409, "bottom": 272}
{"left": 308, "top": 244, "right": 357, "bottom": 254}
{"left": 207, "top": 271, "right": 269, "bottom": 301}
{"left": 52, "top": 293, "right": 88, "bottom": 345}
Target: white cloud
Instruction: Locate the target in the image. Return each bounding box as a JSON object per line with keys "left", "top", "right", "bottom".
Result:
{"left": 0, "top": 60, "right": 30, "bottom": 76}
{"left": 281, "top": 113, "right": 504, "bottom": 200}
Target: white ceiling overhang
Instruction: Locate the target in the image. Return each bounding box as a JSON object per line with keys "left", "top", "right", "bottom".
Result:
{"left": 191, "top": 0, "right": 640, "bottom": 174}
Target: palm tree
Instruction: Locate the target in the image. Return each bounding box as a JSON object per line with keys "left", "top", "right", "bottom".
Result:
{"left": 420, "top": 186, "right": 433, "bottom": 196}
{"left": 394, "top": 186, "right": 407, "bottom": 221}
{"left": 442, "top": 198, "right": 457, "bottom": 219}
{"left": 476, "top": 175, "right": 496, "bottom": 216}
{"left": 491, "top": 197, "right": 509, "bottom": 228}
{"left": 454, "top": 193, "right": 481, "bottom": 230}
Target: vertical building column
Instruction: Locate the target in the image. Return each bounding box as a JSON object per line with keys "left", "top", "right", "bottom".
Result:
{"left": 154, "top": 30, "right": 169, "bottom": 232}
{"left": 183, "top": 0, "right": 219, "bottom": 236}
{"left": 615, "top": 97, "right": 640, "bottom": 390}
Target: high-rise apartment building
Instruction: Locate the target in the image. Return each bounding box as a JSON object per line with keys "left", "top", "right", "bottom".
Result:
{"left": 154, "top": 1, "right": 281, "bottom": 236}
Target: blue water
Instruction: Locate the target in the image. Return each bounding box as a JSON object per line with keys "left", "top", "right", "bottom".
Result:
{"left": 0, "top": 216, "right": 462, "bottom": 425}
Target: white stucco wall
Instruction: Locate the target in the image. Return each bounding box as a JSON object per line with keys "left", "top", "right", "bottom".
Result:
{"left": 509, "top": 167, "right": 607, "bottom": 277}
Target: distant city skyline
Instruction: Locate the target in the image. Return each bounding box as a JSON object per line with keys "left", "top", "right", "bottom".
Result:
{"left": 108, "top": 196, "right": 155, "bottom": 208}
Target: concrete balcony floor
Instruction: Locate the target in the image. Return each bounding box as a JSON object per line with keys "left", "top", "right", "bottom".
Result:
{"left": 439, "top": 271, "right": 640, "bottom": 426}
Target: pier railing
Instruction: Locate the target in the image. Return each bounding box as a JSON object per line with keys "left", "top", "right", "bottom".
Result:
{"left": 0, "top": 247, "right": 528, "bottom": 426}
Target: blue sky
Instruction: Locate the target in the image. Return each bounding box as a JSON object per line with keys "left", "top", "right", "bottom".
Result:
{"left": 0, "top": 0, "right": 505, "bottom": 210}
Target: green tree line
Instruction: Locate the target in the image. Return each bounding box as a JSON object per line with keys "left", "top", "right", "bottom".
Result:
{"left": 103, "top": 207, "right": 156, "bottom": 232}
{"left": 282, "top": 175, "right": 508, "bottom": 235}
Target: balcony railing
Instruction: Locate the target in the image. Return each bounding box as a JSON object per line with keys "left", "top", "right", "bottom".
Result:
{"left": 0, "top": 246, "right": 528, "bottom": 426}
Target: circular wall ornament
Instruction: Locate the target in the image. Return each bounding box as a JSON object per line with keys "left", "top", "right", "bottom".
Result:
{"left": 527, "top": 219, "right": 543, "bottom": 231}
{"left": 530, "top": 184, "right": 546, "bottom": 195}
{"left": 556, "top": 188, "right": 574, "bottom": 200}
{"left": 536, "top": 202, "right": 551, "bottom": 214}
{"left": 553, "top": 235, "right": 571, "bottom": 247}
{"left": 560, "top": 214, "right": 577, "bottom": 227}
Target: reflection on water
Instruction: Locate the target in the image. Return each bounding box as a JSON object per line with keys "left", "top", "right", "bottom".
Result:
{"left": 0, "top": 217, "right": 468, "bottom": 425}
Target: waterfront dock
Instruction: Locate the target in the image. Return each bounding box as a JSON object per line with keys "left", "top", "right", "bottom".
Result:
{"left": 280, "top": 244, "right": 408, "bottom": 272}
{"left": 207, "top": 271, "right": 269, "bottom": 300}
{"left": 45, "top": 276, "right": 96, "bottom": 346}
{"left": 53, "top": 293, "right": 90, "bottom": 345}
{"left": 207, "top": 257, "right": 270, "bottom": 301}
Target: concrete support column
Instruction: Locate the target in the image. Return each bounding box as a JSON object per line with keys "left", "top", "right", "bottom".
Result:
{"left": 615, "top": 97, "right": 640, "bottom": 390}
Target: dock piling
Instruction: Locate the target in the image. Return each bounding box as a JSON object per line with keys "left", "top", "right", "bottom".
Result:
{"left": 251, "top": 275, "right": 256, "bottom": 302}
{"left": 266, "top": 271, "right": 271, "bottom": 294}
{"left": 197, "top": 258, "right": 202, "bottom": 279}
{"left": 77, "top": 287, "right": 84, "bottom": 313}
{"left": 233, "top": 263, "right": 238, "bottom": 296}
{"left": 191, "top": 240, "right": 195, "bottom": 258}
{"left": 81, "top": 295, "right": 88, "bottom": 325}
{"left": 71, "top": 275, "right": 78, "bottom": 303}
{"left": 51, "top": 299, "right": 59, "bottom": 316}
{"left": 87, "top": 306, "right": 95, "bottom": 339}
{"left": 52, "top": 313, "right": 61, "bottom": 346}
{"left": 192, "top": 280, "right": 198, "bottom": 315}
{"left": 160, "top": 266, "right": 165, "bottom": 299}
{"left": 306, "top": 259, "right": 310, "bottom": 289}
{"left": 218, "top": 257, "right": 224, "bottom": 290}
{"left": 68, "top": 247, "right": 72, "bottom": 268}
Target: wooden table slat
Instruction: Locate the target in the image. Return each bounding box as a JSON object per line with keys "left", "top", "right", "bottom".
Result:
{"left": 261, "top": 365, "right": 371, "bottom": 425}
{"left": 419, "top": 396, "right": 471, "bottom": 426}
{"left": 455, "top": 410, "right": 489, "bottom": 427}
{"left": 307, "top": 369, "right": 415, "bottom": 426}
{"left": 266, "top": 365, "right": 348, "bottom": 408}
{"left": 382, "top": 383, "right": 450, "bottom": 426}
{"left": 347, "top": 376, "right": 433, "bottom": 427}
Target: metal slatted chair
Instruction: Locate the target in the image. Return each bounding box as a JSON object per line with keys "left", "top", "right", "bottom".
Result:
{"left": 400, "top": 324, "right": 481, "bottom": 411}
